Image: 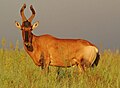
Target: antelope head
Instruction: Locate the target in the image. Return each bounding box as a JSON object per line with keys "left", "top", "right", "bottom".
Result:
{"left": 15, "top": 4, "right": 39, "bottom": 46}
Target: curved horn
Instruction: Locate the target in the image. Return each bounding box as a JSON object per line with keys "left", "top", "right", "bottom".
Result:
{"left": 20, "top": 4, "right": 27, "bottom": 22}
{"left": 28, "top": 5, "right": 35, "bottom": 22}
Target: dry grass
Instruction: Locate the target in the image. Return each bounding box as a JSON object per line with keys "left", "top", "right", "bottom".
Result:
{"left": 0, "top": 48, "right": 120, "bottom": 88}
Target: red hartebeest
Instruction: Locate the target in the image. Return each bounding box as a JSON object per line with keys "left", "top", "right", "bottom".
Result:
{"left": 15, "top": 4, "right": 100, "bottom": 73}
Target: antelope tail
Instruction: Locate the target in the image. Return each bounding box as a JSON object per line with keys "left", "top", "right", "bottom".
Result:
{"left": 91, "top": 52, "right": 100, "bottom": 67}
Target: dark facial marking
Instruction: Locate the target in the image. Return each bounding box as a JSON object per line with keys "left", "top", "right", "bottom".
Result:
{"left": 25, "top": 31, "right": 29, "bottom": 42}
{"left": 26, "top": 44, "right": 33, "bottom": 52}
{"left": 23, "top": 20, "right": 31, "bottom": 27}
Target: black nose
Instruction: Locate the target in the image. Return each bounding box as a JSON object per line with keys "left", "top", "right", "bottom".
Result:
{"left": 25, "top": 31, "right": 29, "bottom": 42}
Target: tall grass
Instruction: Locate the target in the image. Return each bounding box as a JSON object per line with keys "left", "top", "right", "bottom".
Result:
{"left": 0, "top": 41, "right": 120, "bottom": 88}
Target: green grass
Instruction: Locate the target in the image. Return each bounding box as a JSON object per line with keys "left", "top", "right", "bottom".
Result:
{"left": 0, "top": 48, "right": 120, "bottom": 88}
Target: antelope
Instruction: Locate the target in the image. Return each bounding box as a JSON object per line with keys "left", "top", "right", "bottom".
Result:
{"left": 15, "top": 4, "right": 100, "bottom": 73}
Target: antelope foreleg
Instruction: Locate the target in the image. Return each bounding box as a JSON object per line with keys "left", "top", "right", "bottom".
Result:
{"left": 39, "top": 52, "right": 45, "bottom": 69}
{"left": 39, "top": 52, "right": 50, "bottom": 74}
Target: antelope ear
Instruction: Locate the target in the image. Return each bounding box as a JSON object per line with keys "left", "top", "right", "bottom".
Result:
{"left": 15, "top": 21, "right": 21, "bottom": 29}
{"left": 32, "top": 21, "right": 39, "bottom": 30}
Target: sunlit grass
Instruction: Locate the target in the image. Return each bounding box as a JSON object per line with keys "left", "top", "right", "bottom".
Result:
{"left": 0, "top": 47, "right": 120, "bottom": 88}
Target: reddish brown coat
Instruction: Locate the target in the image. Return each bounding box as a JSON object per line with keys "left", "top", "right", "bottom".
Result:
{"left": 15, "top": 4, "right": 100, "bottom": 72}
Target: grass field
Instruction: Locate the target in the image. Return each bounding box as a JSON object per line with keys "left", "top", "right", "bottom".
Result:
{"left": 0, "top": 47, "right": 120, "bottom": 88}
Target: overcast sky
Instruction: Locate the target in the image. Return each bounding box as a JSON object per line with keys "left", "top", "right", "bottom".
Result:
{"left": 0, "top": 0, "right": 120, "bottom": 50}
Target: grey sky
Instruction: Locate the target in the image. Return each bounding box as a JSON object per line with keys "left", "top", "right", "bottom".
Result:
{"left": 0, "top": 0, "right": 120, "bottom": 50}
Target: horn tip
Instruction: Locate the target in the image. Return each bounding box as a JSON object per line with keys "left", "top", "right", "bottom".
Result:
{"left": 30, "top": 5, "right": 33, "bottom": 10}
{"left": 23, "top": 4, "right": 26, "bottom": 8}
{"left": 30, "top": 5, "right": 35, "bottom": 14}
